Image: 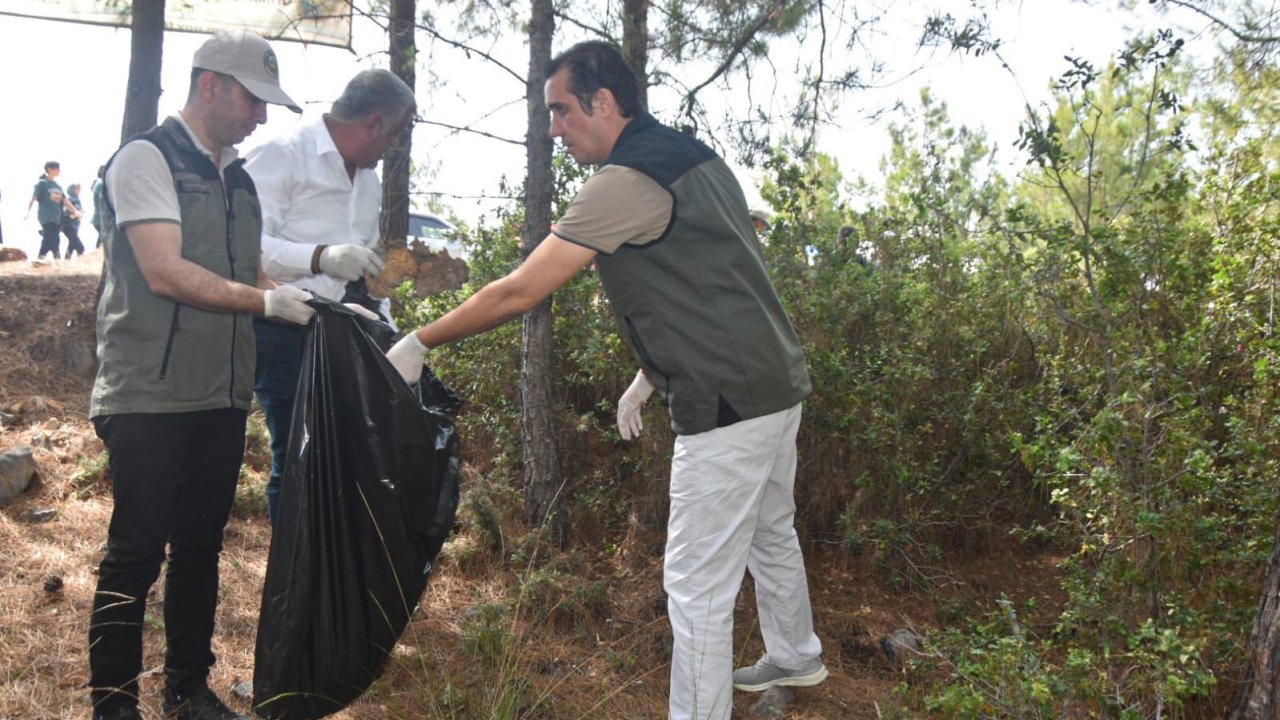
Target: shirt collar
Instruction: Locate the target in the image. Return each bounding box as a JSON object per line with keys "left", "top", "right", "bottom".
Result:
{"left": 170, "top": 113, "right": 241, "bottom": 170}
{"left": 309, "top": 116, "right": 343, "bottom": 158}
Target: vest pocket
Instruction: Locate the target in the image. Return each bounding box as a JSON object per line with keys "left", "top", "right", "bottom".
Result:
{"left": 160, "top": 307, "right": 232, "bottom": 402}
{"left": 624, "top": 317, "right": 668, "bottom": 383}
{"left": 158, "top": 304, "right": 181, "bottom": 379}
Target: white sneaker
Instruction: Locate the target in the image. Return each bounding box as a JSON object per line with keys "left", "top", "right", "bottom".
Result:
{"left": 732, "top": 654, "right": 828, "bottom": 692}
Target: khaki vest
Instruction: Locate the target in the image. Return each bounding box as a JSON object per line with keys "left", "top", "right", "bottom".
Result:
{"left": 91, "top": 118, "right": 261, "bottom": 417}
{"left": 595, "top": 115, "right": 811, "bottom": 435}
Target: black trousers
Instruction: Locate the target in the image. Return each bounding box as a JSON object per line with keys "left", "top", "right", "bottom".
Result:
{"left": 89, "top": 408, "right": 247, "bottom": 711}
{"left": 38, "top": 222, "right": 60, "bottom": 258}
{"left": 62, "top": 222, "right": 85, "bottom": 257}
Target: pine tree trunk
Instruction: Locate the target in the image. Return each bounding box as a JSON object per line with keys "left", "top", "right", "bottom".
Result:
{"left": 1233, "top": 523, "right": 1280, "bottom": 719}
{"left": 120, "top": 0, "right": 165, "bottom": 141}
{"left": 621, "top": 0, "right": 649, "bottom": 111}
{"left": 380, "top": 0, "right": 415, "bottom": 250}
{"left": 519, "top": 0, "right": 562, "bottom": 539}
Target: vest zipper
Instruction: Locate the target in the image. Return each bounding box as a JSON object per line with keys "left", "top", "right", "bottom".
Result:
{"left": 224, "top": 181, "right": 237, "bottom": 406}
{"left": 158, "top": 304, "right": 181, "bottom": 380}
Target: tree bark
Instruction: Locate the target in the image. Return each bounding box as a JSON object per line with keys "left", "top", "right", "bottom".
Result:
{"left": 380, "top": 0, "right": 416, "bottom": 250}
{"left": 1232, "top": 522, "right": 1280, "bottom": 719}
{"left": 120, "top": 0, "right": 165, "bottom": 142}
{"left": 621, "top": 0, "right": 650, "bottom": 111}
{"left": 519, "top": 0, "right": 563, "bottom": 539}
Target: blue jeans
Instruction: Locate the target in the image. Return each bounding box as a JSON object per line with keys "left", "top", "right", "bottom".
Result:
{"left": 253, "top": 318, "right": 304, "bottom": 525}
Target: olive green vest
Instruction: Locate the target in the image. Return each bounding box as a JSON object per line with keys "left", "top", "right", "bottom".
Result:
{"left": 595, "top": 115, "right": 811, "bottom": 435}
{"left": 91, "top": 118, "right": 261, "bottom": 417}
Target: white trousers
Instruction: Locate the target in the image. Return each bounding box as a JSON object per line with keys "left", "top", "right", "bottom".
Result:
{"left": 665, "top": 403, "right": 822, "bottom": 720}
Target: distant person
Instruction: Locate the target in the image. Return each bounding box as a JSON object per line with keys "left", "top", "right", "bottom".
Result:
{"left": 749, "top": 207, "right": 771, "bottom": 236}
{"left": 61, "top": 183, "right": 86, "bottom": 258}
{"left": 87, "top": 30, "right": 309, "bottom": 720}
{"left": 243, "top": 68, "right": 414, "bottom": 524}
{"left": 91, "top": 164, "right": 107, "bottom": 248}
{"left": 26, "top": 161, "right": 79, "bottom": 259}
{"left": 385, "top": 41, "right": 825, "bottom": 720}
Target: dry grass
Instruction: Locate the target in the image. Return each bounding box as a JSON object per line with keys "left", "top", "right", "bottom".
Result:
{"left": 0, "top": 253, "right": 1066, "bottom": 719}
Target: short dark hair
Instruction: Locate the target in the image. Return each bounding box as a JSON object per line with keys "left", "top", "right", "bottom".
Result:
{"left": 44, "top": 161, "right": 60, "bottom": 172}
{"left": 188, "top": 68, "right": 238, "bottom": 102}
{"left": 546, "top": 41, "right": 642, "bottom": 118}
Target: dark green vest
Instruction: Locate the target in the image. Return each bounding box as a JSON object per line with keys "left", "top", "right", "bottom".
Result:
{"left": 91, "top": 117, "right": 261, "bottom": 417}
{"left": 595, "top": 115, "right": 811, "bottom": 435}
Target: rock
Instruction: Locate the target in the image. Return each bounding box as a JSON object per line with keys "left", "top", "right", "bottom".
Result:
{"left": 880, "top": 628, "right": 924, "bottom": 664}
{"left": 413, "top": 251, "right": 469, "bottom": 296}
{"left": 0, "top": 246, "right": 28, "bottom": 262}
{"left": 43, "top": 575, "right": 64, "bottom": 593}
{"left": 0, "top": 445, "right": 37, "bottom": 506}
{"left": 231, "top": 679, "right": 253, "bottom": 700}
{"left": 20, "top": 507, "right": 56, "bottom": 523}
{"left": 750, "top": 687, "right": 793, "bottom": 718}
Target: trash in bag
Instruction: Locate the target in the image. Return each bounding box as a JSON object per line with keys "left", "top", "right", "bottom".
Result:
{"left": 253, "top": 300, "right": 462, "bottom": 719}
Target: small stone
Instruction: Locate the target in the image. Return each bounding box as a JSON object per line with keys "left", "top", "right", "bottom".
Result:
{"left": 750, "top": 686, "right": 793, "bottom": 718}
{"left": 232, "top": 679, "right": 253, "bottom": 700}
{"left": 20, "top": 507, "right": 57, "bottom": 523}
{"left": 0, "top": 445, "right": 37, "bottom": 506}
{"left": 43, "top": 575, "right": 64, "bottom": 593}
{"left": 880, "top": 628, "right": 924, "bottom": 664}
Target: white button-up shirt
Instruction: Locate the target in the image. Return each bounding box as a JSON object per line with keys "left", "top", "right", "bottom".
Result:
{"left": 244, "top": 117, "right": 381, "bottom": 302}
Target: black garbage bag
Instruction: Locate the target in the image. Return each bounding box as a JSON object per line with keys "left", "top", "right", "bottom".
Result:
{"left": 253, "top": 301, "right": 461, "bottom": 719}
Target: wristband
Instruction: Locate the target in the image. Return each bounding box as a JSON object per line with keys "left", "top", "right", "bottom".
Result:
{"left": 310, "top": 245, "right": 328, "bottom": 275}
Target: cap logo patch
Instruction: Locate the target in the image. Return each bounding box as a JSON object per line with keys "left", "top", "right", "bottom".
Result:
{"left": 263, "top": 49, "right": 279, "bottom": 80}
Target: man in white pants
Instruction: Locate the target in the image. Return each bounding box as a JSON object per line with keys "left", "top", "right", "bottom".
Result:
{"left": 386, "top": 41, "right": 825, "bottom": 719}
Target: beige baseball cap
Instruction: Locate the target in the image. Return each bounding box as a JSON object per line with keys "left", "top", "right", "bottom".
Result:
{"left": 192, "top": 30, "right": 301, "bottom": 113}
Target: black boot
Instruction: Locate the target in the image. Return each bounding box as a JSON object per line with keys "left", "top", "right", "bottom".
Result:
{"left": 162, "top": 686, "right": 247, "bottom": 720}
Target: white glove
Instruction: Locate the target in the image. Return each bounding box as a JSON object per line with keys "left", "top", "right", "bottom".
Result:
{"left": 617, "top": 370, "right": 655, "bottom": 440}
{"left": 387, "top": 332, "right": 429, "bottom": 384}
{"left": 343, "top": 302, "right": 381, "bottom": 321}
{"left": 318, "top": 244, "right": 385, "bottom": 281}
{"left": 263, "top": 286, "right": 316, "bottom": 325}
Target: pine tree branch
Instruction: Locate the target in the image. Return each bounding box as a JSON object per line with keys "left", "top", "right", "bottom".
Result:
{"left": 679, "top": 2, "right": 789, "bottom": 120}
{"left": 1160, "top": 0, "right": 1280, "bottom": 43}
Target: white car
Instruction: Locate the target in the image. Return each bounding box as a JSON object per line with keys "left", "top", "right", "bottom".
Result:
{"left": 408, "top": 211, "right": 465, "bottom": 258}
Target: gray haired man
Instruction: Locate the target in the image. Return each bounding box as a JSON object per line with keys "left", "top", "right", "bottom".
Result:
{"left": 243, "top": 68, "right": 416, "bottom": 523}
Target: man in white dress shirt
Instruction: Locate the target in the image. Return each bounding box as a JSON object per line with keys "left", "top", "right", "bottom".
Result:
{"left": 243, "top": 69, "right": 415, "bottom": 523}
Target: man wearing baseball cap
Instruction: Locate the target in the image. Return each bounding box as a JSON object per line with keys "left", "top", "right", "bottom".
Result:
{"left": 88, "top": 30, "right": 305, "bottom": 720}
